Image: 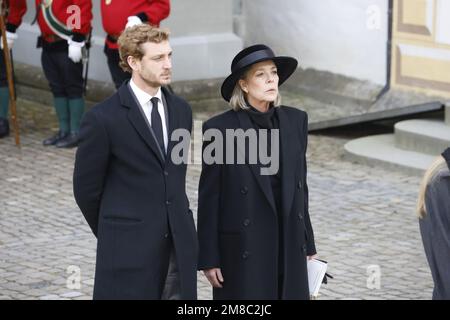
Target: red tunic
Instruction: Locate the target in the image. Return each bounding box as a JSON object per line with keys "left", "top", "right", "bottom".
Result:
{"left": 35, "top": 0, "right": 93, "bottom": 41}
{"left": 6, "top": 0, "right": 27, "bottom": 30}
{"left": 101, "top": 0, "right": 170, "bottom": 49}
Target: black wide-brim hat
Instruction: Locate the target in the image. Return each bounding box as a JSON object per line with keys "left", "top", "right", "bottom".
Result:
{"left": 221, "top": 44, "right": 298, "bottom": 102}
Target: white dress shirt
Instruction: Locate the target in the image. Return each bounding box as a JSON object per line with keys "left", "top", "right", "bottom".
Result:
{"left": 129, "top": 79, "right": 168, "bottom": 153}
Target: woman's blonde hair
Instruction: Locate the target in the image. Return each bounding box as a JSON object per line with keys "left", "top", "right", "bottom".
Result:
{"left": 229, "top": 69, "right": 282, "bottom": 111}
{"left": 417, "top": 156, "right": 447, "bottom": 218}
{"left": 117, "top": 24, "right": 170, "bottom": 73}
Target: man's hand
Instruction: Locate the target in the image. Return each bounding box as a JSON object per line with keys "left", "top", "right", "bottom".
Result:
{"left": 125, "top": 16, "right": 143, "bottom": 29}
{"left": 68, "top": 39, "right": 85, "bottom": 63}
{"left": 203, "top": 268, "right": 224, "bottom": 288}
{"left": 308, "top": 254, "right": 318, "bottom": 260}
{"left": 1, "top": 31, "right": 18, "bottom": 50}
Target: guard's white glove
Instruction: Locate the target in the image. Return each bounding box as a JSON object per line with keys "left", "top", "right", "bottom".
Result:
{"left": 67, "top": 39, "right": 85, "bottom": 63}
{"left": 125, "top": 16, "right": 143, "bottom": 29}
{"left": 0, "top": 31, "right": 18, "bottom": 50}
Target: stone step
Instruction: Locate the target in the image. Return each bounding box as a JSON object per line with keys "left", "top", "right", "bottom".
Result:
{"left": 344, "top": 134, "right": 436, "bottom": 175}
{"left": 395, "top": 119, "right": 450, "bottom": 155}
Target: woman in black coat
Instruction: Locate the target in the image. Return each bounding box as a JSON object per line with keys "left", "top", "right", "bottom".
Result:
{"left": 197, "top": 44, "right": 318, "bottom": 300}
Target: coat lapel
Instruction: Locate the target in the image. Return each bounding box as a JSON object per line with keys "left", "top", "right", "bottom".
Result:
{"left": 162, "top": 87, "right": 180, "bottom": 166}
{"left": 236, "top": 110, "right": 277, "bottom": 215}
{"left": 277, "top": 107, "right": 301, "bottom": 218}
{"left": 119, "top": 82, "right": 165, "bottom": 166}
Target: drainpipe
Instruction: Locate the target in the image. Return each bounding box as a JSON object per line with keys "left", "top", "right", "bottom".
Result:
{"left": 376, "top": 0, "right": 394, "bottom": 100}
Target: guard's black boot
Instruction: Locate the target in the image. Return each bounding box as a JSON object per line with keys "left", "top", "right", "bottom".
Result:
{"left": 55, "top": 132, "right": 80, "bottom": 148}
{"left": 43, "top": 131, "right": 69, "bottom": 146}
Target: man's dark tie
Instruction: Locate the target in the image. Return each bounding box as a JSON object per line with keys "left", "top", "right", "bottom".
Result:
{"left": 150, "top": 97, "right": 165, "bottom": 155}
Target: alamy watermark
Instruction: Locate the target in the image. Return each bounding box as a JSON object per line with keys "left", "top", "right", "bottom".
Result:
{"left": 66, "top": 265, "right": 81, "bottom": 290}
{"left": 366, "top": 4, "right": 382, "bottom": 30}
{"left": 366, "top": 265, "right": 381, "bottom": 290}
{"left": 170, "top": 120, "right": 280, "bottom": 176}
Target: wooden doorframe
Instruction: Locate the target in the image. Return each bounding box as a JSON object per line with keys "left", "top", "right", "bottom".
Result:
{"left": 391, "top": 0, "right": 450, "bottom": 98}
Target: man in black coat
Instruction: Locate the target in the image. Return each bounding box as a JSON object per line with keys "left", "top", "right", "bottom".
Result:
{"left": 73, "top": 25, "right": 197, "bottom": 300}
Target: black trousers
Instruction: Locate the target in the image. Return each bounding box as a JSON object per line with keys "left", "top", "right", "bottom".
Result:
{"left": 161, "top": 240, "right": 182, "bottom": 300}
{"left": 104, "top": 45, "right": 131, "bottom": 89}
{"left": 41, "top": 40, "right": 83, "bottom": 99}
{"left": 0, "top": 49, "right": 14, "bottom": 88}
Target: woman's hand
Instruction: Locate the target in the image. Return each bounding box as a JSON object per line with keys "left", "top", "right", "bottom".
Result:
{"left": 203, "top": 268, "right": 224, "bottom": 288}
{"left": 307, "top": 254, "right": 318, "bottom": 260}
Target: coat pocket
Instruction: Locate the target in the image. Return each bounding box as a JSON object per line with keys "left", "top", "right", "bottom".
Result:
{"left": 102, "top": 218, "right": 146, "bottom": 271}
{"left": 103, "top": 216, "right": 142, "bottom": 224}
{"left": 219, "top": 233, "right": 242, "bottom": 263}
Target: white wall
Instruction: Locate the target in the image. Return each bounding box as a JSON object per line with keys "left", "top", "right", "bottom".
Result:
{"left": 13, "top": 0, "right": 242, "bottom": 82}
{"left": 13, "top": 1, "right": 389, "bottom": 85}
{"left": 242, "top": 0, "right": 389, "bottom": 85}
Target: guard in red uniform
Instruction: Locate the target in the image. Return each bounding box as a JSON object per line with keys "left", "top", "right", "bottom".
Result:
{"left": 101, "top": 0, "right": 170, "bottom": 88}
{"left": 0, "top": 0, "right": 27, "bottom": 138}
{"left": 36, "top": 0, "right": 93, "bottom": 148}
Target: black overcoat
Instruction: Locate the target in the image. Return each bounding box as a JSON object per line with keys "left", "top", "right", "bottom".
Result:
{"left": 73, "top": 82, "right": 197, "bottom": 300}
{"left": 197, "top": 106, "right": 316, "bottom": 300}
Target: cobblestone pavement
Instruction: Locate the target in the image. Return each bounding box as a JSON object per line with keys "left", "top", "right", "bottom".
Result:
{"left": 0, "top": 100, "right": 433, "bottom": 300}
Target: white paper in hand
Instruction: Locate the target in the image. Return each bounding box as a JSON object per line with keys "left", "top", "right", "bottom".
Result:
{"left": 307, "top": 259, "right": 327, "bottom": 298}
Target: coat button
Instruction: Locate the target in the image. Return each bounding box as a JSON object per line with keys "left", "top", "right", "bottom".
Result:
{"left": 302, "top": 245, "right": 307, "bottom": 253}
{"left": 243, "top": 219, "right": 251, "bottom": 227}
{"left": 164, "top": 233, "right": 169, "bottom": 238}
{"left": 298, "top": 181, "right": 302, "bottom": 189}
{"left": 164, "top": 171, "right": 169, "bottom": 176}
{"left": 298, "top": 213, "right": 303, "bottom": 220}
{"left": 166, "top": 200, "right": 171, "bottom": 205}
{"left": 241, "top": 187, "right": 248, "bottom": 195}
{"left": 242, "top": 251, "right": 250, "bottom": 259}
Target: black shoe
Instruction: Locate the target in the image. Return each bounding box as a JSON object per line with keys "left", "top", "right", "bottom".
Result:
{"left": 43, "top": 131, "right": 69, "bottom": 146}
{"left": 0, "top": 117, "right": 9, "bottom": 138}
{"left": 55, "top": 132, "right": 80, "bottom": 148}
